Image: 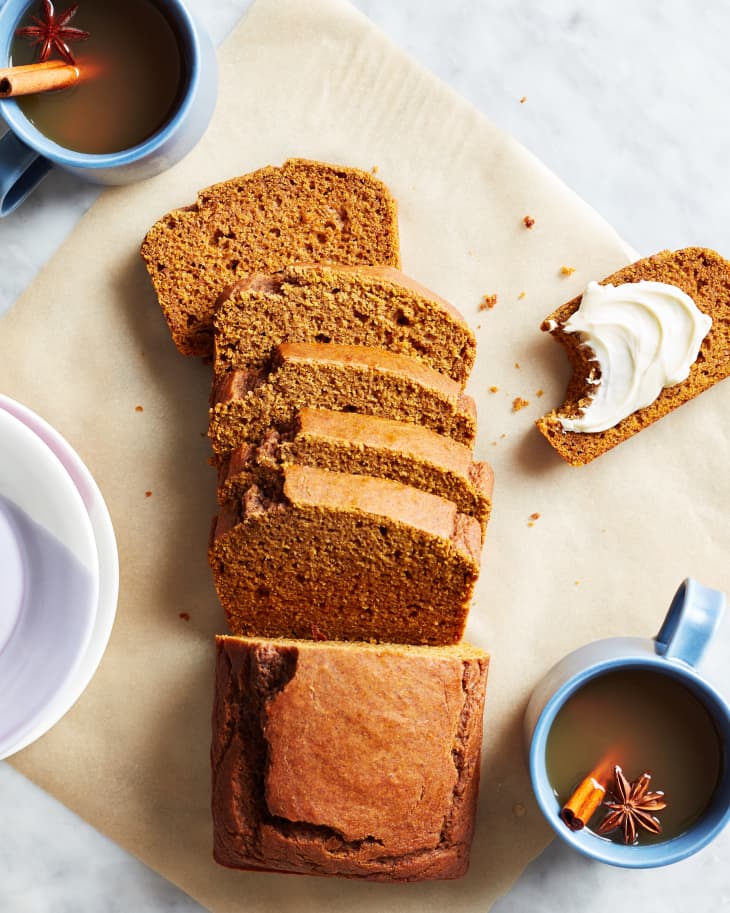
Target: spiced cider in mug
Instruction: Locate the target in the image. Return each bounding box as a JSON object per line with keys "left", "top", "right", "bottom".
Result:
{"left": 10, "top": 0, "right": 187, "bottom": 153}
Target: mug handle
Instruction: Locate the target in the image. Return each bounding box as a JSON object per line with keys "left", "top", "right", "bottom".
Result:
{"left": 0, "top": 130, "right": 53, "bottom": 217}
{"left": 655, "top": 578, "right": 726, "bottom": 667}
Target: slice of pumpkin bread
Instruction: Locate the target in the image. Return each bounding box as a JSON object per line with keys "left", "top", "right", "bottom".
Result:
{"left": 213, "top": 263, "right": 475, "bottom": 384}
{"left": 218, "top": 408, "right": 493, "bottom": 535}
{"left": 209, "top": 343, "right": 477, "bottom": 458}
{"left": 212, "top": 635, "right": 489, "bottom": 881}
{"left": 537, "top": 247, "right": 730, "bottom": 465}
{"left": 140, "top": 159, "right": 400, "bottom": 357}
{"left": 208, "top": 464, "right": 482, "bottom": 646}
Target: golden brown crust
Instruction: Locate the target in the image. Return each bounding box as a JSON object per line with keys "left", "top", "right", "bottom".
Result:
{"left": 140, "top": 159, "right": 400, "bottom": 357}
{"left": 536, "top": 247, "right": 730, "bottom": 465}
{"left": 209, "top": 465, "right": 482, "bottom": 646}
{"left": 208, "top": 343, "right": 478, "bottom": 457}
{"left": 217, "top": 408, "right": 493, "bottom": 534}
{"left": 212, "top": 263, "right": 475, "bottom": 384}
{"left": 211, "top": 636, "right": 489, "bottom": 881}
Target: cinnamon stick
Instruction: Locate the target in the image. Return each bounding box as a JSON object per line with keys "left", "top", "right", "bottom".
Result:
{"left": 560, "top": 757, "right": 614, "bottom": 831}
{"left": 0, "top": 61, "right": 79, "bottom": 99}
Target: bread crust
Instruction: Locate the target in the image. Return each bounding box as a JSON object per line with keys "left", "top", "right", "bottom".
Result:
{"left": 211, "top": 636, "right": 489, "bottom": 881}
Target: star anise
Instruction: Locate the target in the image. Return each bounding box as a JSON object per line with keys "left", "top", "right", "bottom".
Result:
{"left": 15, "top": 1, "right": 90, "bottom": 65}
{"left": 597, "top": 765, "right": 667, "bottom": 845}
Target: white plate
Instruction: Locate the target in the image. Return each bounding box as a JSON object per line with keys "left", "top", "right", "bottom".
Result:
{"left": 0, "top": 407, "right": 100, "bottom": 759}
{"left": 0, "top": 395, "right": 119, "bottom": 757}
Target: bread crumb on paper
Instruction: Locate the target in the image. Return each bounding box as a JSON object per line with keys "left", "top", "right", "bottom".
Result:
{"left": 479, "top": 293, "right": 497, "bottom": 311}
{"left": 536, "top": 389, "right": 544, "bottom": 398}
{"left": 489, "top": 385, "right": 499, "bottom": 393}
{"left": 512, "top": 397, "right": 529, "bottom": 412}
{"left": 560, "top": 265, "right": 576, "bottom": 276}
{"left": 529, "top": 512, "right": 541, "bottom": 521}
{"left": 523, "top": 215, "right": 535, "bottom": 229}
{"left": 519, "top": 96, "right": 527, "bottom": 104}
{"left": 371, "top": 165, "right": 379, "bottom": 174}
{"left": 518, "top": 290, "right": 526, "bottom": 300}
{"left": 179, "top": 612, "right": 190, "bottom": 621}
{"left": 135, "top": 405, "right": 144, "bottom": 412}
{"left": 145, "top": 490, "right": 152, "bottom": 498}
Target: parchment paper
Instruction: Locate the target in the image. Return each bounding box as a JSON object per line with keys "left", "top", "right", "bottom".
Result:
{"left": 4, "top": 0, "right": 728, "bottom": 910}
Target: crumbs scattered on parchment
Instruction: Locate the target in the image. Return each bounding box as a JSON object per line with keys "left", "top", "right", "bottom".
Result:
{"left": 145, "top": 490, "right": 152, "bottom": 498}
{"left": 512, "top": 397, "right": 529, "bottom": 412}
{"left": 518, "top": 290, "right": 526, "bottom": 300}
{"left": 135, "top": 405, "right": 144, "bottom": 412}
{"left": 179, "top": 612, "right": 190, "bottom": 622}
{"left": 527, "top": 513, "right": 540, "bottom": 528}
{"left": 560, "top": 265, "right": 576, "bottom": 276}
{"left": 514, "top": 362, "right": 521, "bottom": 369}
{"left": 371, "top": 165, "right": 379, "bottom": 174}
{"left": 519, "top": 96, "right": 527, "bottom": 104}
{"left": 574, "top": 580, "right": 581, "bottom": 586}
{"left": 536, "top": 389, "right": 544, "bottom": 398}
{"left": 523, "top": 215, "right": 535, "bottom": 229}
{"left": 479, "top": 293, "right": 498, "bottom": 311}
{"left": 489, "top": 385, "right": 499, "bottom": 393}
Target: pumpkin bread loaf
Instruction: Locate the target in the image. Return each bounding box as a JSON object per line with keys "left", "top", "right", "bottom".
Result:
{"left": 213, "top": 263, "right": 475, "bottom": 384}
{"left": 141, "top": 159, "right": 400, "bottom": 357}
{"left": 212, "top": 635, "right": 489, "bottom": 881}
{"left": 209, "top": 464, "right": 482, "bottom": 645}
{"left": 209, "top": 342, "right": 477, "bottom": 458}
{"left": 537, "top": 247, "right": 730, "bottom": 465}
{"left": 218, "top": 408, "right": 493, "bottom": 535}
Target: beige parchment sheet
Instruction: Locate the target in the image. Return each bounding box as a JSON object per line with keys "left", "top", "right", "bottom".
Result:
{"left": 4, "top": 0, "right": 729, "bottom": 909}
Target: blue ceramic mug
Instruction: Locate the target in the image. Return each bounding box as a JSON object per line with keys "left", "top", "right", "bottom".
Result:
{"left": 525, "top": 578, "right": 730, "bottom": 867}
{"left": 0, "top": 0, "right": 217, "bottom": 216}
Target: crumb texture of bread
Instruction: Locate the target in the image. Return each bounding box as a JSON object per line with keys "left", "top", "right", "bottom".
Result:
{"left": 209, "top": 343, "right": 477, "bottom": 458}
{"left": 218, "top": 408, "right": 493, "bottom": 535}
{"left": 209, "top": 465, "right": 482, "bottom": 645}
{"left": 140, "top": 159, "right": 400, "bottom": 356}
{"left": 211, "top": 636, "right": 489, "bottom": 881}
{"left": 537, "top": 247, "right": 730, "bottom": 465}
{"left": 214, "top": 263, "right": 475, "bottom": 384}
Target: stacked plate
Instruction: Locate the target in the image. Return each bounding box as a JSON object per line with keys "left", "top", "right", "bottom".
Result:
{"left": 0, "top": 395, "right": 118, "bottom": 759}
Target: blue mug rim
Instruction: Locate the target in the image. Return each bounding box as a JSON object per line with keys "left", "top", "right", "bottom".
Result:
{"left": 0, "top": 0, "right": 202, "bottom": 168}
{"left": 529, "top": 655, "right": 730, "bottom": 868}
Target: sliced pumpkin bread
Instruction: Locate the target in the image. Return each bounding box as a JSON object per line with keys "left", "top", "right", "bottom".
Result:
{"left": 213, "top": 263, "right": 475, "bottom": 384}
{"left": 209, "top": 343, "right": 477, "bottom": 458}
{"left": 140, "top": 159, "right": 400, "bottom": 357}
{"left": 209, "top": 464, "right": 482, "bottom": 646}
{"left": 218, "top": 407, "right": 493, "bottom": 535}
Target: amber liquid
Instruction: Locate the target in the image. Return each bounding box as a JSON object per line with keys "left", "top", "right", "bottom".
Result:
{"left": 9, "top": 0, "right": 185, "bottom": 154}
{"left": 546, "top": 669, "right": 723, "bottom": 844}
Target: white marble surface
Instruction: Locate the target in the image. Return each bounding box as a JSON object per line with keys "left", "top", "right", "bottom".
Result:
{"left": 2, "top": 0, "right": 730, "bottom": 910}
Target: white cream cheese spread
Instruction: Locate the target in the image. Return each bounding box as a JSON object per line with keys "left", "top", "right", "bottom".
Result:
{"left": 556, "top": 280, "right": 712, "bottom": 433}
